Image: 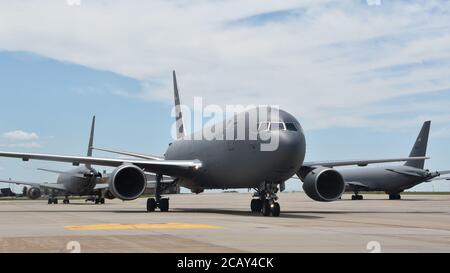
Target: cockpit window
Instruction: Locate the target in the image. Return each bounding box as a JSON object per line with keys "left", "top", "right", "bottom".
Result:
{"left": 285, "top": 122, "right": 298, "bottom": 131}
{"left": 269, "top": 122, "right": 286, "bottom": 131}
{"left": 258, "top": 122, "right": 269, "bottom": 131}
{"left": 258, "top": 122, "right": 298, "bottom": 132}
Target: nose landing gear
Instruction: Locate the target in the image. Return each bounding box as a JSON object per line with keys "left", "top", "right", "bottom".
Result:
{"left": 251, "top": 182, "right": 281, "bottom": 217}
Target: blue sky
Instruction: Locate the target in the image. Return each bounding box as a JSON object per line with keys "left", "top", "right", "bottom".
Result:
{"left": 0, "top": 0, "right": 449, "bottom": 192}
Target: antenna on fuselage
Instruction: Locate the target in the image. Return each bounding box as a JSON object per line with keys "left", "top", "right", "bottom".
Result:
{"left": 173, "top": 70, "right": 185, "bottom": 139}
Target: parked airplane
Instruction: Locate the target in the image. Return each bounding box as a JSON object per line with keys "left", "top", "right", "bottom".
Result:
{"left": 0, "top": 117, "right": 107, "bottom": 204}
{"left": 0, "top": 71, "right": 428, "bottom": 216}
{"left": 337, "top": 121, "right": 450, "bottom": 200}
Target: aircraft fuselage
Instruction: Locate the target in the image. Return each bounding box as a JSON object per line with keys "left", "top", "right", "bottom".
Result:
{"left": 165, "top": 107, "right": 306, "bottom": 191}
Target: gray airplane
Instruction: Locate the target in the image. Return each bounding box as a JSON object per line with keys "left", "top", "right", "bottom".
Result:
{"left": 0, "top": 71, "right": 428, "bottom": 216}
{"left": 336, "top": 121, "right": 450, "bottom": 200}
{"left": 0, "top": 116, "right": 107, "bottom": 204}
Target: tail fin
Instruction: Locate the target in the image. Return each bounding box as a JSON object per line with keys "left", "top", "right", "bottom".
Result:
{"left": 404, "top": 120, "right": 431, "bottom": 169}
{"left": 173, "top": 70, "right": 185, "bottom": 139}
{"left": 87, "top": 116, "right": 95, "bottom": 157}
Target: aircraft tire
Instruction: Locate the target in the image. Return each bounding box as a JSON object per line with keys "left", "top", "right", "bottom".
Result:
{"left": 389, "top": 194, "right": 401, "bottom": 200}
{"left": 159, "top": 198, "right": 169, "bottom": 212}
{"left": 262, "top": 201, "right": 271, "bottom": 216}
{"left": 250, "top": 199, "right": 262, "bottom": 212}
{"left": 147, "top": 198, "right": 157, "bottom": 212}
{"left": 271, "top": 202, "right": 280, "bottom": 217}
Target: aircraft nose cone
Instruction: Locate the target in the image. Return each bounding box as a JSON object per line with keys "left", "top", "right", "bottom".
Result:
{"left": 265, "top": 131, "right": 306, "bottom": 178}
{"left": 280, "top": 131, "right": 306, "bottom": 164}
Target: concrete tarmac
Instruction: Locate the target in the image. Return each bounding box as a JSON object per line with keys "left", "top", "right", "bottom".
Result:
{"left": 0, "top": 192, "right": 449, "bottom": 253}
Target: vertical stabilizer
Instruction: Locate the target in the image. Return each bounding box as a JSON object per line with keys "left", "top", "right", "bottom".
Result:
{"left": 87, "top": 116, "right": 96, "bottom": 157}
{"left": 173, "top": 71, "right": 185, "bottom": 139}
{"left": 404, "top": 120, "right": 431, "bottom": 169}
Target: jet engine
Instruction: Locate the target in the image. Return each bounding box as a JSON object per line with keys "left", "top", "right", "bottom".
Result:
{"left": 26, "top": 187, "right": 42, "bottom": 200}
{"left": 302, "top": 167, "right": 345, "bottom": 202}
{"left": 108, "top": 164, "right": 147, "bottom": 201}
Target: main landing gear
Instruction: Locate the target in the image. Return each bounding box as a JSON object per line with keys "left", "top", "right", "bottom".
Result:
{"left": 63, "top": 196, "right": 70, "bottom": 204}
{"left": 84, "top": 195, "right": 106, "bottom": 204}
{"left": 146, "top": 174, "right": 170, "bottom": 212}
{"left": 351, "top": 191, "right": 363, "bottom": 200}
{"left": 251, "top": 182, "right": 281, "bottom": 217}
{"left": 48, "top": 197, "right": 58, "bottom": 204}
{"left": 389, "top": 193, "right": 401, "bottom": 200}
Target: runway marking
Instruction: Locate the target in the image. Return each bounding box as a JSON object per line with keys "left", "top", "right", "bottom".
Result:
{"left": 64, "top": 223, "right": 223, "bottom": 230}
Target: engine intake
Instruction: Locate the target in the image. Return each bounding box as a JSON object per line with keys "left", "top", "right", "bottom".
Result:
{"left": 302, "top": 167, "right": 345, "bottom": 202}
{"left": 108, "top": 164, "right": 146, "bottom": 201}
{"left": 26, "top": 187, "right": 42, "bottom": 200}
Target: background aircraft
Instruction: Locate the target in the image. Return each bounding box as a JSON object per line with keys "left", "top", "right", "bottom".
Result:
{"left": 0, "top": 117, "right": 107, "bottom": 204}
{"left": 339, "top": 121, "right": 450, "bottom": 200}
{"left": 0, "top": 71, "right": 427, "bottom": 216}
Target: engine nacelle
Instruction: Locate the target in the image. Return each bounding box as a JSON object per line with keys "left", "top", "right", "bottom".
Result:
{"left": 26, "top": 187, "right": 42, "bottom": 200}
{"left": 302, "top": 167, "right": 345, "bottom": 202}
{"left": 108, "top": 164, "right": 146, "bottom": 201}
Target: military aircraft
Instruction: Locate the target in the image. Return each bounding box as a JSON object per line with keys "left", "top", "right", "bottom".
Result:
{"left": 0, "top": 71, "right": 428, "bottom": 216}
{"left": 337, "top": 121, "right": 450, "bottom": 200}
{"left": 0, "top": 117, "right": 108, "bottom": 204}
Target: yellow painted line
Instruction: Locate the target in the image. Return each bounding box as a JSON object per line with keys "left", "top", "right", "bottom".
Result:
{"left": 64, "top": 223, "right": 223, "bottom": 231}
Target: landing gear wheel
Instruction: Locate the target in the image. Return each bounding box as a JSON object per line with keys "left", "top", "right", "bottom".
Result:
{"left": 52, "top": 198, "right": 58, "bottom": 204}
{"left": 63, "top": 199, "right": 70, "bottom": 205}
{"left": 389, "top": 194, "right": 401, "bottom": 200}
{"left": 159, "top": 198, "right": 169, "bottom": 212}
{"left": 262, "top": 200, "right": 271, "bottom": 216}
{"left": 94, "top": 198, "right": 100, "bottom": 204}
{"left": 352, "top": 195, "right": 363, "bottom": 200}
{"left": 271, "top": 202, "right": 280, "bottom": 217}
{"left": 250, "top": 199, "right": 262, "bottom": 212}
{"left": 100, "top": 198, "right": 105, "bottom": 204}
{"left": 48, "top": 198, "right": 52, "bottom": 204}
{"left": 147, "top": 198, "right": 157, "bottom": 212}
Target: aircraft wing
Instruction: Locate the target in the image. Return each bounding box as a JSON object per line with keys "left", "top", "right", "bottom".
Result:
{"left": 0, "top": 151, "right": 201, "bottom": 177}
{"left": 0, "top": 179, "right": 67, "bottom": 191}
{"left": 93, "top": 147, "right": 164, "bottom": 160}
{"left": 303, "top": 156, "right": 429, "bottom": 168}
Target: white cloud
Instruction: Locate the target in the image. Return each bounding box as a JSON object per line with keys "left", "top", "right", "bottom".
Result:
{"left": 0, "top": 0, "right": 449, "bottom": 130}
{"left": 2, "top": 130, "right": 39, "bottom": 141}
{"left": 0, "top": 142, "right": 42, "bottom": 148}
{"left": 366, "top": 0, "right": 382, "bottom": 6}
